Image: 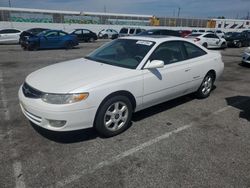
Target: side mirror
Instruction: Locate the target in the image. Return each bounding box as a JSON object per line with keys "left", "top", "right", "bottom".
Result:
{"left": 144, "top": 60, "right": 164, "bottom": 69}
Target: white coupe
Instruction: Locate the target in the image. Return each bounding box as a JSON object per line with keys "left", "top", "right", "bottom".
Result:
{"left": 19, "top": 36, "right": 224, "bottom": 137}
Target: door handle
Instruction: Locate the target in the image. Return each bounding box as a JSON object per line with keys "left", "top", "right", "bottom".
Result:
{"left": 185, "top": 68, "right": 191, "bottom": 72}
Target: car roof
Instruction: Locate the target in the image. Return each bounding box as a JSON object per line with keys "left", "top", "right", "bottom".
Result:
{"left": 121, "top": 35, "right": 185, "bottom": 42}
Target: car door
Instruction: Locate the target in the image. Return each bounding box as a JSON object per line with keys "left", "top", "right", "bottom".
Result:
{"left": 203, "top": 34, "right": 214, "bottom": 47}
{"left": 40, "top": 31, "right": 59, "bottom": 48}
{"left": 72, "top": 30, "right": 83, "bottom": 41}
{"left": 182, "top": 41, "right": 209, "bottom": 90}
{"left": 142, "top": 41, "right": 194, "bottom": 108}
{"left": 7, "top": 29, "right": 20, "bottom": 43}
{"left": 210, "top": 34, "right": 221, "bottom": 47}
{"left": 82, "top": 29, "right": 91, "bottom": 41}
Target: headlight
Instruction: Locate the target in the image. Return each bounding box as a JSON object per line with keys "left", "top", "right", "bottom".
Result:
{"left": 41, "top": 93, "right": 89, "bottom": 104}
{"left": 245, "top": 47, "right": 250, "bottom": 53}
{"left": 233, "top": 40, "right": 239, "bottom": 43}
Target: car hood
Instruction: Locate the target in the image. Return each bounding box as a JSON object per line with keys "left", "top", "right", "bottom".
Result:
{"left": 25, "top": 58, "right": 132, "bottom": 93}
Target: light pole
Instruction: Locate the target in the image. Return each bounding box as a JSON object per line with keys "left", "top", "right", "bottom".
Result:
{"left": 8, "top": 0, "right": 12, "bottom": 8}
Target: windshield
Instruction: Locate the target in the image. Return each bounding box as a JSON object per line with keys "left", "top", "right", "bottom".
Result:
{"left": 86, "top": 39, "right": 155, "bottom": 69}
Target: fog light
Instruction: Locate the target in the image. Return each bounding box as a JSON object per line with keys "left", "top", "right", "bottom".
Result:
{"left": 48, "top": 120, "right": 66, "bottom": 128}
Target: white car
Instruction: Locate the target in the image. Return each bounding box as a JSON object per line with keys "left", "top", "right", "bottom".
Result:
{"left": 186, "top": 33, "right": 227, "bottom": 49}
{"left": 98, "top": 29, "right": 118, "bottom": 39}
{"left": 242, "top": 47, "right": 250, "bottom": 64}
{"left": 0, "top": 29, "right": 21, "bottom": 44}
{"left": 18, "top": 36, "right": 224, "bottom": 137}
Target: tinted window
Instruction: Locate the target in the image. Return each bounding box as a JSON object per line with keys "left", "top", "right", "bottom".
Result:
{"left": 0, "top": 29, "right": 20, "bottom": 34}
{"left": 45, "top": 31, "right": 58, "bottom": 37}
{"left": 82, "top": 30, "right": 90, "bottom": 34}
{"left": 129, "top": 29, "right": 135, "bottom": 34}
{"left": 120, "top": 28, "right": 128, "bottom": 34}
{"left": 150, "top": 41, "right": 185, "bottom": 65}
{"left": 184, "top": 42, "right": 207, "bottom": 59}
{"left": 136, "top": 29, "right": 142, "bottom": 34}
{"left": 59, "top": 31, "right": 67, "bottom": 36}
{"left": 74, "top": 30, "right": 82, "bottom": 35}
{"left": 204, "top": 34, "right": 218, "bottom": 38}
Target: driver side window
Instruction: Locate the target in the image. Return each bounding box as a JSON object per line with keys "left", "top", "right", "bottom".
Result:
{"left": 149, "top": 41, "right": 185, "bottom": 65}
{"left": 45, "top": 31, "right": 58, "bottom": 37}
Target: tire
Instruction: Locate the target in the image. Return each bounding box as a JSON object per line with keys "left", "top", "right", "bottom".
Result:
{"left": 202, "top": 43, "right": 208, "bottom": 48}
{"left": 65, "top": 41, "right": 73, "bottom": 49}
{"left": 27, "top": 44, "right": 38, "bottom": 51}
{"left": 236, "top": 42, "right": 242, "bottom": 48}
{"left": 221, "top": 42, "right": 227, "bottom": 49}
{"left": 196, "top": 72, "right": 215, "bottom": 99}
{"left": 94, "top": 95, "right": 133, "bottom": 137}
{"left": 89, "top": 37, "right": 95, "bottom": 42}
{"left": 103, "top": 34, "right": 108, "bottom": 39}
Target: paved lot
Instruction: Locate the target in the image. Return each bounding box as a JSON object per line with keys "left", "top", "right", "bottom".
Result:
{"left": 0, "top": 41, "right": 250, "bottom": 188}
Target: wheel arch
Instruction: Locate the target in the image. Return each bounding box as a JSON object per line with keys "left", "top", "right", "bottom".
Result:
{"left": 93, "top": 90, "right": 137, "bottom": 126}
{"left": 207, "top": 69, "right": 216, "bottom": 81}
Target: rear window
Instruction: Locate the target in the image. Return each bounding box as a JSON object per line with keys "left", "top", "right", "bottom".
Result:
{"left": 184, "top": 42, "right": 207, "bottom": 59}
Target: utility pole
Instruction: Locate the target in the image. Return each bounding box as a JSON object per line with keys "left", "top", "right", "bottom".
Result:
{"left": 177, "top": 7, "right": 180, "bottom": 18}
{"left": 104, "top": 5, "right": 107, "bottom": 13}
{"left": 8, "top": 0, "right": 12, "bottom": 8}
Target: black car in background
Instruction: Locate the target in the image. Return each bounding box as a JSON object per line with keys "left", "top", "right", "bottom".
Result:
{"left": 70, "top": 29, "right": 97, "bottom": 42}
{"left": 19, "top": 28, "right": 48, "bottom": 45}
{"left": 225, "top": 31, "right": 250, "bottom": 47}
{"left": 137, "top": 29, "right": 181, "bottom": 37}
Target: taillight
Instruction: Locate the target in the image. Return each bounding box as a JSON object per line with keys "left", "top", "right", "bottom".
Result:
{"left": 194, "top": 38, "right": 200, "bottom": 42}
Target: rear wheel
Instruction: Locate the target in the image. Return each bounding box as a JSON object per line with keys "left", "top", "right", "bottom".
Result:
{"left": 103, "top": 34, "right": 108, "bottom": 39}
{"left": 221, "top": 42, "right": 227, "bottom": 49}
{"left": 89, "top": 37, "right": 95, "bottom": 42}
{"left": 94, "top": 96, "right": 133, "bottom": 137}
{"left": 196, "top": 72, "right": 214, "bottom": 99}
{"left": 202, "top": 43, "right": 208, "bottom": 48}
{"left": 65, "top": 41, "right": 73, "bottom": 49}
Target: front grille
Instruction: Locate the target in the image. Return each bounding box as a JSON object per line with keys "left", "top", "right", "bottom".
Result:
{"left": 22, "top": 82, "right": 43, "bottom": 98}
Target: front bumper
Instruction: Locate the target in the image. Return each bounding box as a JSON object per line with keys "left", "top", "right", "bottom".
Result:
{"left": 242, "top": 52, "right": 250, "bottom": 64}
{"left": 18, "top": 86, "right": 97, "bottom": 131}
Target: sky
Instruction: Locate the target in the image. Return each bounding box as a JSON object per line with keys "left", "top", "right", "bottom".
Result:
{"left": 0, "top": 0, "right": 250, "bottom": 19}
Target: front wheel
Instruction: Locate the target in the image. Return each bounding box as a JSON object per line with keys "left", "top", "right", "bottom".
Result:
{"left": 94, "top": 96, "right": 133, "bottom": 137}
{"left": 236, "top": 42, "right": 242, "bottom": 48}
{"left": 65, "top": 41, "right": 74, "bottom": 49}
{"left": 196, "top": 73, "right": 214, "bottom": 99}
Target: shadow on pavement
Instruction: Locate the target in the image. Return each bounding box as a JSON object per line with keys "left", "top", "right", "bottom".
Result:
{"left": 30, "top": 122, "right": 98, "bottom": 143}
{"left": 133, "top": 94, "right": 194, "bottom": 122}
{"left": 225, "top": 96, "right": 250, "bottom": 122}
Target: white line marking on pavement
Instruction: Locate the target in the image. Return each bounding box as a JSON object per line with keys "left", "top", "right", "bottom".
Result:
{"left": 13, "top": 162, "right": 26, "bottom": 188}
{"left": 56, "top": 124, "right": 193, "bottom": 187}
{"left": 56, "top": 97, "right": 250, "bottom": 187}
{"left": 0, "top": 70, "right": 26, "bottom": 188}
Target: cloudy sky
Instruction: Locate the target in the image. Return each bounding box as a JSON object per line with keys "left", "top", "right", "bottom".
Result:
{"left": 0, "top": 0, "right": 250, "bottom": 18}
